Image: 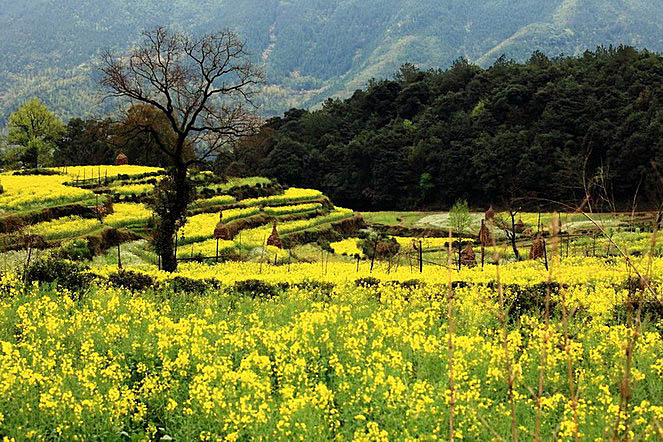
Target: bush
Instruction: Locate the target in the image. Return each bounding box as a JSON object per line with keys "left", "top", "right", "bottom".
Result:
{"left": 233, "top": 279, "right": 278, "bottom": 299}
{"left": 168, "top": 276, "right": 218, "bottom": 294}
{"left": 54, "top": 239, "right": 93, "bottom": 261}
{"left": 294, "top": 280, "right": 335, "bottom": 293}
{"left": 200, "top": 187, "right": 216, "bottom": 198}
{"left": 398, "top": 279, "right": 426, "bottom": 290}
{"left": 359, "top": 235, "right": 400, "bottom": 259}
{"left": 355, "top": 277, "right": 381, "bottom": 288}
{"left": 108, "top": 270, "right": 156, "bottom": 291}
{"left": 25, "top": 258, "right": 93, "bottom": 293}
{"left": 611, "top": 298, "right": 663, "bottom": 325}
{"left": 505, "top": 282, "right": 561, "bottom": 321}
{"left": 13, "top": 168, "right": 62, "bottom": 176}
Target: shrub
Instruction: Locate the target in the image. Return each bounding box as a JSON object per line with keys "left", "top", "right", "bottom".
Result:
{"left": 359, "top": 235, "right": 400, "bottom": 259}
{"left": 54, "top": 239, "right": 93, "bottom": 261}
{"left": 294, "top": 280, "right": 335, "bottom": 293}
{"left": 108, "top": 270, "right": 156, "bottom": 291}
{"left": 611, "top": 298, "right": 663, "bottom": 325}
{"left": 13, "top": 168, "right": 62, "bottom": 176}
{"left": 25, "top": 258, "right": 93, "bottom": 293}
{"left": 294, "top": 279, "right": 336, "bottom": 301}
{"left": 398, "top": 279, "right": 426, "bottom": 290}
{"left": 233, "top": 279, "right": 278, "bottom": 299}
{"left": 168, "top": 276, "right": 217, "bottom": 294}
{"left": 200, "top": 187, "right": 216, "bottom": 198}
{"left": 505, "top": 282, "right": 561, "bottom": 321}
{"left": 355, "top": 277, "right": 381, "bottom": 288}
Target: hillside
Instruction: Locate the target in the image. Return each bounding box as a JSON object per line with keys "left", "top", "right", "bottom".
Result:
{"left": 224, "top": 47, "right": 663, "bottom": 211}
{"left": 0, "top": 166, "right": 364, "bottom": 268}
{"left": 0, "top": 0, "right": 661, "bottom": 123}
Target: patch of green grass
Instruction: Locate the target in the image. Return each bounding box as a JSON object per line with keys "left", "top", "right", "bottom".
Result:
{"left": 360, "top": 211, "right": 434, "bottom": 228}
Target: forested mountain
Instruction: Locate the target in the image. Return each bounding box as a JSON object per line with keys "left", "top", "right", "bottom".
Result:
{"left": 219, "top": 47, "right": 663, "bottom": 211}
{"left": 0, "top": 0, "right": 661, "bottom": 124}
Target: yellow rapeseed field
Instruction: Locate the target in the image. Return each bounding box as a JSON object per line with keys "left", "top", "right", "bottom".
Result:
{"left": 0, "top": 175, "right": 94, "bottom": 211}
{"left": 1, "top": 255, "right": 662, "bottom": 440}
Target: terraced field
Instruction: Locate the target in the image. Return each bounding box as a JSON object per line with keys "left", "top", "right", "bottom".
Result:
{"left": 0, "top": 166, "right": 363, "bottom": 267}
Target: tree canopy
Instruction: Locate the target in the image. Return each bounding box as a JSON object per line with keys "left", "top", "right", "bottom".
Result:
{"left": 100, "top": 26, "right": 262, "bottom": 272}
{"left": 222, "top": 46, "right": 663, "bottom": 211}
{"left": 6, "top": 98, "right": 64, "bottom": 168}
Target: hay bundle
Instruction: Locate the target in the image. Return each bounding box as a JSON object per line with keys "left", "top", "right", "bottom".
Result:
{"left": 478, "top": 219, "right": 491, "bottom": 246}
{"left": 103, "top": 198, "right": 115, "bottom": 214}
{"left": 115, "top": 153, "right": 129, "bottom": 165}
{"left": 485, "top": 206, "right": 495, "bottom": 221}
{"left": 515, "top": 218, "right": 525, "bottom": 233}
{"left": 460, "top": 243, "right": 477, "bottom": 267}
{"left": 214, "top": 212, "right": 231, "bottom": 240}
{"left": 266, "top": 223, "right": 282, "bottom": 248}
{"left": 530, "top": 234, "right": 545, "bottom": 260}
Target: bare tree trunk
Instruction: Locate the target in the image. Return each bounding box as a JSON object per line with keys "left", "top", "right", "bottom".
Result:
{"left": 457, "top": 240, "right": 462, "bottom": 271}
{"left": 510, "top": 211, "right": 520, "bottom": 261}
{"left": 159, "top": 165, "right": 192, "bottom": 272}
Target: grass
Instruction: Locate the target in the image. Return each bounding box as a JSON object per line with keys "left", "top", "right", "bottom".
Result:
{"left": 362, "top": 211, "right": 632, "bottom": 234}
{"left": 360, "top": 211, "right": 434, "bottom": 228}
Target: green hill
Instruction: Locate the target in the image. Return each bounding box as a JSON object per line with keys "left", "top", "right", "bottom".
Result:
{"left": 0, "top": 0, "right": 661, "bottom": 123}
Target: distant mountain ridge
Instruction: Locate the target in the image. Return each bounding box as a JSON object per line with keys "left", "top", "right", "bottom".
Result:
{"left": 0, "top": 0, "right": 661, "bottom": 123}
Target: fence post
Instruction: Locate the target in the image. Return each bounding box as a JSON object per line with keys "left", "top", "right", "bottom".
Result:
{"left": 419, "top": 240, "right": 423, "bottom": 273}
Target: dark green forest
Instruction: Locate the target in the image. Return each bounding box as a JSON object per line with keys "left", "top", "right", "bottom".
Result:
{"left": 218, "top": 47, "right": 663, "bottom": 211}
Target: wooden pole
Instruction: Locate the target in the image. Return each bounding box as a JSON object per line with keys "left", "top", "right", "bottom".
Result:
{"left": 481, "top": 244, "right": 485, "bottom": 268}
{"left": 117, "top": 244, "right": 122, "bottom": 269}
{"left": 542, "top": 239, "right": 548, "bottom": 271}
{"left": 370, "top": 237, "right": 379, "bottom": 273}
{"left": 259, "top": 235, "right": 267, "bottom": 274}
{"left": 537, "top": 212, "right": 541, "bottom": 233}
{"left": 566, "top": 237, "right": 570, "bottom": 258}
{"left": 419, "top": 240, "right": 423, "bottom": 273}
{"left": 592, "top": 233, "right": 596, "bottom": 256}
{"left": 23, "top": 243, "right": 33, "bottom": 284}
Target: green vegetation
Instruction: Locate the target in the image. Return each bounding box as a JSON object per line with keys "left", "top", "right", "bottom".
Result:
{"left": 228, "top": 47, "right": 663, "bottom": 211}
{"left": 5, "top": 98, "right": 64, "bottom": 168}
{"left": 360, "top": 212, "right": 433, "bottom": 228}
{"left": 1, "top": 1, "right": 661, "bottom": 123}
{"left": 2, "top": 257, "right": 663, "bottom": 439}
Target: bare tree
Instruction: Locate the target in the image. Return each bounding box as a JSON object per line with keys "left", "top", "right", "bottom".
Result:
{"left": 448, "top": 199, "right": 473, "bottom": 270}
{"left": 493, "top": 204, "right": 522, "bottom": 261}
{"left": 100, "top": 27, "right": 263, "bottom": 271}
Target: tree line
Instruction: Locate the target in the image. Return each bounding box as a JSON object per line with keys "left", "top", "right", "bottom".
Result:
{"left": 217, "top": 46, "right": 662, "bottom": 211}
{"left": 2, "top": 45, "right": 661, "bottom": 215}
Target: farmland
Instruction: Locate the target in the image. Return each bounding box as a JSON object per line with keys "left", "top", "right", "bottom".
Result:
{"left": 1, "top": 167, "right": 662, "bottom": 440}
